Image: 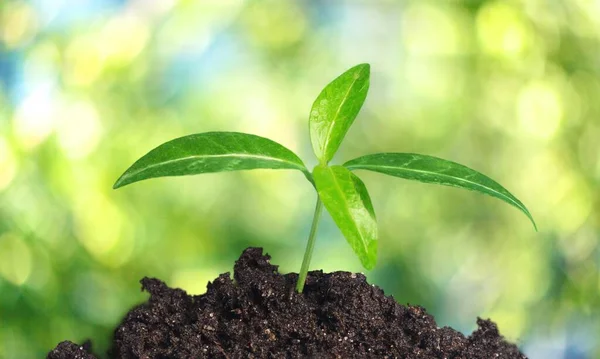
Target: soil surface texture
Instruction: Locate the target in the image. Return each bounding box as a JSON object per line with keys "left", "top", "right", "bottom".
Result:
{"left": 48, "top": 247, "right": 526, "bottom": 358}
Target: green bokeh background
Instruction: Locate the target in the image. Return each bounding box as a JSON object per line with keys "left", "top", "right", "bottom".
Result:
{"left": 0, "top": 1, "right": 599, "bottom": 358}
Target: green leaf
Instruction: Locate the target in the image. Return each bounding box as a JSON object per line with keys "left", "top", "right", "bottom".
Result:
{"left": 312, "top": 164, "right": 378, "bottom": 269}
{"left": 309, "top": 63, "right": 370, "bottom": 164}
{"left": 344, "top": 153, "right": 537, "bottom": 230}
{"left": 114, "top": 132, "right": 309, "bottom": 189}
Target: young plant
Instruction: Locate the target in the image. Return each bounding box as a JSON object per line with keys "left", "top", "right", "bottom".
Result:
{"left": 114, "top": 64, "right": 536, "bottom": 293}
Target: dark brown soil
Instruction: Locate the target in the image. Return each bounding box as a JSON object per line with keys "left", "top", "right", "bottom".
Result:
{"left": 48, "top": 247, "right": 526, "bottom": 358}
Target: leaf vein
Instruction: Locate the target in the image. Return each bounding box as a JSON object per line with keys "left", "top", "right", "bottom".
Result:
{"left": 123, "top": 153, "right": 304, "bottom": 181}
{"left": 348, "top": 164, "right": 524, "bottom": 210}
{"left": 326, "top": 168, "right": 370, "bottom": 254}
{"left": 322, "top": 72, "right": 362, "bottom": 160}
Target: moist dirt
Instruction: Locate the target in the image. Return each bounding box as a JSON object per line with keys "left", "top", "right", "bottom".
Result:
{"left": 48, "top": 247, "right": 526, "bottom": 358}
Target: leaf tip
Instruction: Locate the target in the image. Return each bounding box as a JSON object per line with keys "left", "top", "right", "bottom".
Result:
{"left": 353, "top": 63, "right": 370, "bottom": 78}
{"left": 112, "top": 175, "right": 127, "bottom": 189}
{"left": 362, "top": 241, "right": 378, "bottom": 271}
{"left": 355, "top": 62, "right": 370, "bottom": 70}
{"left": 530, "top": 216, "right": 538, "bottom": 232}
{"left": 362, "top": 257, "right": 376, "bottom": 271}
{"left": 520, "top": 205, "right": 537, "bottom": 232}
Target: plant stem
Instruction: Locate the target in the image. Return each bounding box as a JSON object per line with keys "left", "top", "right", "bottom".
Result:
{"left": 296, "top": 196, "right": 324, "bottom": 293}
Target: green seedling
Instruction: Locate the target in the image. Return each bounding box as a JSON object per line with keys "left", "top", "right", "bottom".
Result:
{"left": 114, "top": 64, "right": 536, "bottom": 293}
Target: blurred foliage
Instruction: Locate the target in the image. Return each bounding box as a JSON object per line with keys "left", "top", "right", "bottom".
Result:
{"left": 0, "top": 0, "right": 599, "bottom": 358}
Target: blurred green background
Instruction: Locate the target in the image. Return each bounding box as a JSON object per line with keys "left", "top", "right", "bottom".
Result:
{"left": 0, "top": 0, "right": 599, "bottom": 358}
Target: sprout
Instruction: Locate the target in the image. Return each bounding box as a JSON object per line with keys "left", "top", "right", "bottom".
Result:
{"left": 114, "top": 64, "right": 536, "bottom": 293}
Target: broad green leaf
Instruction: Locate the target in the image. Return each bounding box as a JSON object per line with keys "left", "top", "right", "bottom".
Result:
{"left": 309, "top": 63, "right": 370, "bottom": 164}
{"left": 114, "top": 132, "right": 309, "bottom": 189}
{"left": 344, "top": 153, "right": 537, "bottom": 230}
{"left": 313, "top": 164, "right": 378, "bottom": 269}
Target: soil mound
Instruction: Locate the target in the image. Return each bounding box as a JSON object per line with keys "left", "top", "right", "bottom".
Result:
{"left": 48, "top": 247, "right": 526, "bottom": 358}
